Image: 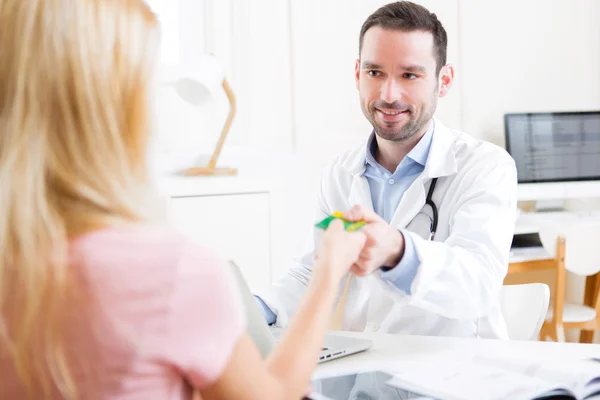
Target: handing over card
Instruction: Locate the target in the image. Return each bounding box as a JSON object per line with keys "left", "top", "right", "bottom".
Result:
{"left": 315, "top": 211, "right": 366, "bottom": 232}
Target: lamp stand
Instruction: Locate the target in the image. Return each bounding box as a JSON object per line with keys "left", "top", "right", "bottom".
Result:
{"left": 179, "top": 79, "right": 237, "bottom": 177}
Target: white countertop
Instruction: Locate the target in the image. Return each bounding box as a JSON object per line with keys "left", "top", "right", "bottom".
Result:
{"left": 156, "top": 173, "right": 275, "bottom": 197}
{"left": 152, "top": 147, "right": 292, "bottom": 197}
{"left": 515, "top": 209, "right": 600, "bottom": 235}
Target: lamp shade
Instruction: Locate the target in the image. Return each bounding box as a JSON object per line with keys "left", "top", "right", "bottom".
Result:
{"left": 159, "top": 54, "right": 224, "bottom": 95}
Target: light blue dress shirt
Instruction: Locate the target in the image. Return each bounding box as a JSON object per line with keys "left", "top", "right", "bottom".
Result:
{"left": 256, "top": 122, "right": 435, "bottom": 325}
{"left": 366, "top": 122, "right": 434, "bottom": 294}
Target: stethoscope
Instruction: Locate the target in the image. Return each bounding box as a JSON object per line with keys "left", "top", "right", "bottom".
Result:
{"left": 423, "top": 177, "right": 439, "bottom": 241}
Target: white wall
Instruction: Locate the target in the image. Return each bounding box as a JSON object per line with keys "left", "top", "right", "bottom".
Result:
{"left": 458, "top": 0, "right": 600, "bottom": 147}
{"left": 220, "top": 0, "right": 295, "bottom": 152}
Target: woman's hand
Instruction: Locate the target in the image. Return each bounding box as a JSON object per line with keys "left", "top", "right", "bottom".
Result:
{"left": 313, "top": 219, "right": 367, "bottom": 284}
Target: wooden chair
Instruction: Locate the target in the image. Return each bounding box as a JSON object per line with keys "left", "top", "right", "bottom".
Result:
{"left": 538, "top": 224, "right": 600, "bottom": 343}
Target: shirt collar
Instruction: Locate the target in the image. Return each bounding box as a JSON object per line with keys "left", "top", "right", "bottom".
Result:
{"left": 365, "top": 119, "right": 435, "bottom": 169}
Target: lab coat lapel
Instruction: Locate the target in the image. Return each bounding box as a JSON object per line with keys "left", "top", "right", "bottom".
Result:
{"left": 344, "top": 142, "right": 375, "bottom": 211}
{"left": 389, "top": 176, "right": 427, "bottom": 229}
{"left": 348, "top": 174, "right": 374, "bottom": 211}
{"left": 389, "top": 117, "right": 458, "bottom": 229}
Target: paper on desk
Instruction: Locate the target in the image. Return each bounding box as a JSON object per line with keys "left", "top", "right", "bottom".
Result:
{"left": 475, "top": 356, "right": 600, "bottom": 400}
{"left": 386, "top": 356, "right": 565, "bottom": 400}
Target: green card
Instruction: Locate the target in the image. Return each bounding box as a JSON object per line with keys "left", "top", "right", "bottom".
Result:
{"left": 315, "top": 211, "right": 366, "bottom": 232}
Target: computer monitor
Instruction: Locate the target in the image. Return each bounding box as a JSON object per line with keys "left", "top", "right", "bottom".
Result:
{"left": 504, "top": 111, "right": 600, "bottom": 202}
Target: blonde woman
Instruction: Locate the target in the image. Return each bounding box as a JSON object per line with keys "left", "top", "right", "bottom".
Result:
{"left": 0, "top": 0, "right": 366, "bottom": 399}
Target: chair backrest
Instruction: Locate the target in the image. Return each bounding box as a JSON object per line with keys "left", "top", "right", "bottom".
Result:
{"left": 500, "top": 283, "right": 550, "bottom": 341}
{"left": 538, "top": 222, "right": 600, "bottom": 276}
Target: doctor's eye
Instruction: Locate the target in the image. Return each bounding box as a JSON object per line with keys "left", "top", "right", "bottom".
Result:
{"left": 403, "top": 73, "right": 417, "bottom": 80}
{"left": 367, "top": 70, "right": 382, "bottom": 77}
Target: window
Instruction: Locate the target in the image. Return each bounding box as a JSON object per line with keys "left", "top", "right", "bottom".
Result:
{"left": 146, "top": 0, "right": 179, "bottom": 64}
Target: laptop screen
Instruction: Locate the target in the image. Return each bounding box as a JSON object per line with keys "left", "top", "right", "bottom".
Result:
{"left": 226, "top": 261, "right": 275, "bottom": 358}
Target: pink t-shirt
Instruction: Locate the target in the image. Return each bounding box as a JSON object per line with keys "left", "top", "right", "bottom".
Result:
{"left": 0, "top": 225, "right": 246, "bottom": 399}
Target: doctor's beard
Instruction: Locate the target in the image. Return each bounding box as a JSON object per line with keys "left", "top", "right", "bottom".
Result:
{"left": 362, "top": 89, "right": 439, "bottom": 143}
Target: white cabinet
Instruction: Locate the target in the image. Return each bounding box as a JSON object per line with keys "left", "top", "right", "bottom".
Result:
{"left": 158, "top": 175, "right": 273, "bottom": 293}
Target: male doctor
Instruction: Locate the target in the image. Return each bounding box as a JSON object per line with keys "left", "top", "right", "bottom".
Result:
{"left": 256, "top": 1, "right": 518, "bottom": 339}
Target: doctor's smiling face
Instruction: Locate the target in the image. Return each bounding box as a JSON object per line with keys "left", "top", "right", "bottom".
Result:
{"left": 356, "top": 4, "right": 454, "bottom": 143}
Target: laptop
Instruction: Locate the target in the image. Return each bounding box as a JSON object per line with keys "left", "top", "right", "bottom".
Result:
{"left": 228, "top": 261, "right": 372, "bottom": 362}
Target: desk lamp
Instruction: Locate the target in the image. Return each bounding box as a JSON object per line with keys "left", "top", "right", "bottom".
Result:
{"left": 162, "top": 55, "right": 237, "bottom": 176}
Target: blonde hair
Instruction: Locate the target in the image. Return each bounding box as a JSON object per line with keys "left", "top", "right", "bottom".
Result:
{"left": 0, "top": 0, "right": 158, "bottom": 397}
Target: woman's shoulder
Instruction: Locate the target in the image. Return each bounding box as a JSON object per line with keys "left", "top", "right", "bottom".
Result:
{"left": 70, "top": 223, "right": 227, "bottom": 279}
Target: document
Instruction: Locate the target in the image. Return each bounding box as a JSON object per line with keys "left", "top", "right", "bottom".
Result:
{"left": 385, "top": 355, "right": 600, "bottom": 400}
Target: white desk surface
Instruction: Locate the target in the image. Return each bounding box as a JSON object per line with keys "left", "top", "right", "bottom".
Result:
{"left": 155, "top": 173, "right": 274, "bottom": 197}
{"left": 508, "top": 246, "right": 551, "bottom": 263}
{"left": 515, "top": 209, "right": 600, "bottom": 235}
{"left": 314, "top": 331, "right": 600, "bottom": 379}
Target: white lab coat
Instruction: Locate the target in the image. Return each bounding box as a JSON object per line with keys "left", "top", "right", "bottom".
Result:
{"left": 259, "top": 118, "right": 518, "bottom": 339}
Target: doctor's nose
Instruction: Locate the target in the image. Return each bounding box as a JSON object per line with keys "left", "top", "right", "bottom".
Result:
{"left": 381, "top": 78, "right": 403, "bottom": 104}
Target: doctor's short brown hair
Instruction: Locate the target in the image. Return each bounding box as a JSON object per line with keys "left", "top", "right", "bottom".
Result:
{"left": 359, "top": 1, "right": 448, "bottom": 75}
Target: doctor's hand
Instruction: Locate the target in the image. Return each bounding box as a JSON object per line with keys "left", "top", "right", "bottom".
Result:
{"left": 344, "top": 205, "right": 405, "bottom": 276}
{"left": 313, "top": 219, "right": 367, "bottom": 284}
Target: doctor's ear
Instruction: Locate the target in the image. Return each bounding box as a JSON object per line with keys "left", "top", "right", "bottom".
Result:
{"left": 355, "top": 59, "right": 361, "bottom": 89}
{"left": 437, "top": 64, "right": 454, "bottom": 98}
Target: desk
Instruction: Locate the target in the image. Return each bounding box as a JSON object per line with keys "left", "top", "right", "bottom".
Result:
{"left": 508, "top": 252, "right": 556, "bottom": 274}
{"left": 509, "top": 210, "right": 600, "bottom": 343}
{"left": 314, "top": 331, "right": 600, "bottom": 380}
